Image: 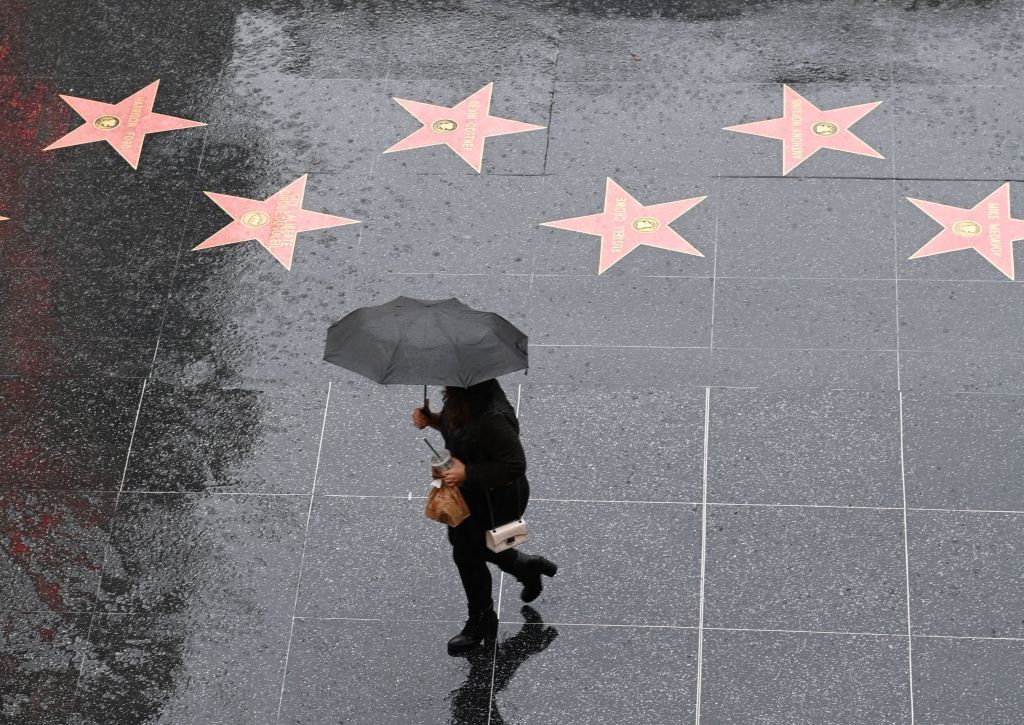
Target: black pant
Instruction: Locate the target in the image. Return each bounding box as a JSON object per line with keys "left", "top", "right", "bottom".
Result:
{"left": 448, "top": 479, "right": 529, "bottom": 614}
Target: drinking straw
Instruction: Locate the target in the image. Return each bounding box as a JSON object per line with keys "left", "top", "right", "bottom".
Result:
{"left": 422, "top": 438, "right": 442, "bottom": 459}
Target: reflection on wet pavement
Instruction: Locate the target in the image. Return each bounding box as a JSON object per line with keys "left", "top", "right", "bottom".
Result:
{"left": 3, "top": 0, "right": 1024, "bottom": 723}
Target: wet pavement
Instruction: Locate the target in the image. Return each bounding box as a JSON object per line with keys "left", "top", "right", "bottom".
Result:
{"left": 2, "top": 1, "right": 1024, "bottom": 723}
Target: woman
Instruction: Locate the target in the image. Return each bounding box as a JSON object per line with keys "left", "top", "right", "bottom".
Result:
{"left": 412, "top": 379, "right": 558, "bottom": 655}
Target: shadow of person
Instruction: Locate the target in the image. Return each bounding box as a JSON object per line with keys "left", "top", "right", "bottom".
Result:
{"left": 448, "top": 605, "right": 559, "bottom": 725}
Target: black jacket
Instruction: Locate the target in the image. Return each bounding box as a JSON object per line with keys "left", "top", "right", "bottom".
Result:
{"left": 440, "top": 380, "right": 527, "bottom": 526}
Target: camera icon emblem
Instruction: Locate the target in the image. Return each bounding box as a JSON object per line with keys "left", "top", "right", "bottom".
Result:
{"left": 812, "top": 121, "right": 838, "bottom": 137}
{"left": 631, "top": 217, "right": 661, "bottom": 233}
{"left": 952, "top": 220, "right": 982, "bottom": 238}
{"left": 240, "top": 211, "right": 271, "bottom": 228}
{"left": 431, "top": 119, "right": 459, "bottom": 134}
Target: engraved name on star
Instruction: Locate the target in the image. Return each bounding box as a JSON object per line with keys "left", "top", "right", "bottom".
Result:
{"left": 43, "top": 80, "right": 205, "bottom": 169}
{"left": 192, "top": 175, "right": 360, "bottom": 270}
{"left": 541, "top": 178, "right": 707, "bottom": 274}
{"left": 724, "top": 85, "right": 883, "bottom": 175}
{"left": 384, "top": 82, "right": 544, "bottom": 172}
{"left": 907, "top": 183, "right": 1024, "bottom": 280}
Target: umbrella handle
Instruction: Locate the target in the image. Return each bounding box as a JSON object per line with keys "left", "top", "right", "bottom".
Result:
{"left": 422, "top": 385, "right": 431, "bottom": 414}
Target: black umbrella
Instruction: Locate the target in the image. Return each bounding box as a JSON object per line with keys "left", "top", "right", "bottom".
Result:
{"left": 324, "top": 296, "right": 528, "bottom": 388}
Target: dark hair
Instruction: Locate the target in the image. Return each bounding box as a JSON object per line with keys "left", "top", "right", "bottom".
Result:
{"left": 443, "top": 379, "right": 503, "bottom": 429}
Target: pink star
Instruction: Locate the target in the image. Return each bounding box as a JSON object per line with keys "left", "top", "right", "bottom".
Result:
{"left": 724, "top": 85, "right": 883, "bottom": 175}
{"left": 43, "top": 80, "right": 205, "bottom": 169}
{"left": 191, "top": 175, "right": 360, "bottom": 270}
{"left": 907, "top": 183, "right": 1024, "bottom": 280}
{"left": 541, "top": 178, "right": 706, "bottom": 274}
{"left": 384, "top": 83, "right": 544, "bottom": 172}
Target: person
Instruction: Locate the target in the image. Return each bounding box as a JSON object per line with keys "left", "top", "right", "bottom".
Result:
{"left": 412, "top": 379, "right": 558, "bottom": 655}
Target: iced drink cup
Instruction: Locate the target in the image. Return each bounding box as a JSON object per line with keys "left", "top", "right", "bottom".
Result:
{"left": 431, "top": 449, "right": 454, "bottom": 475}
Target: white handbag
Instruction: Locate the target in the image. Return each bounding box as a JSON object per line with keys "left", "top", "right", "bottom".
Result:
{"left": 481, "top": 480, "right": 528, "bottom": 553}
{"left": 485, "top": 519, "right": 528, "bottom": 553}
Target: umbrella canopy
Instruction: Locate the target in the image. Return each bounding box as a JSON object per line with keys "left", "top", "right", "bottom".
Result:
{"left": 324, "top": 296, "right": 528, "bottom": 387}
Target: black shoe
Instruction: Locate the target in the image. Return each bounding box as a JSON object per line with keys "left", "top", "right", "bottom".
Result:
{"left": 517, "top": 554, "right": 558, "bottom": 603}
{"left": 447, "top": 608, "right": 498, "bottom": 655}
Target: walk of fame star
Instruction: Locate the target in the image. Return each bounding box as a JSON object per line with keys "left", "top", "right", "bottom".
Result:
{"left": 724, "top": 85, "right": 883, "bottom": 175}
{"left": 541, "top": 178, "right": 706, "bottom": 274}
{"left": 384, "top": 82, "right": 544, "bottom": 172}
{"left": 192, "top": 175, "right": 360, "bottom": 270}
{"left": 43, "top": 80, "right": 205, "bottom": 169}
{"left": 907, "top": 183, "right": 1024, "bottom": 280}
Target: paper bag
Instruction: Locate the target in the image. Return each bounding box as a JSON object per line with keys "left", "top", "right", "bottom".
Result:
{"left": 424, "top": 484, "right": 471, "bottom": 527}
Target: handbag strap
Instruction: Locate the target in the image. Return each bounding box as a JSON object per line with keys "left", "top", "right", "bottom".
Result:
{"left": 478, "top": 404, "right": 523, "bottom": 530}
{"left": 480, "top": 477, "right": 522, "bottom": 530}
{"left": 482, "top": 486, "right": 497, "bottom": 530}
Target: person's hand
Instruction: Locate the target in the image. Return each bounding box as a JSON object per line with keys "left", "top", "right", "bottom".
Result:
{"left": 440, "top": 458, "right": 467, "bottom": 487}
{"left": 412, "top": 406, "right": 431, "bottom": 429}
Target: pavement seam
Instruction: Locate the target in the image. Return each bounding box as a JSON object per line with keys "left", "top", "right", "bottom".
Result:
{"left": 146, "top": 79, "right": 217, "bottom": 378}
{"left": 8, "top": 608, "right": 1019, "bottom": 642}
{"left": 539, "top": 36, "right": 559, "bottom": 177}
{"left": 890, "top": 13, "right": 916, "bottom": 716}
{"left": 898, "top": 391, "right": 917, "bottom": 724}
{"left": 694, "top": 386, "right": 711, "bottom": 725}
{"left": 20, "top": 487, "right": 1023, "bottom": 515}
{"left": 69, "top": 377, "right": 148, "bottom": 713}
{"left": 275, "top": 380, "right": 332, "bottom": 724}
